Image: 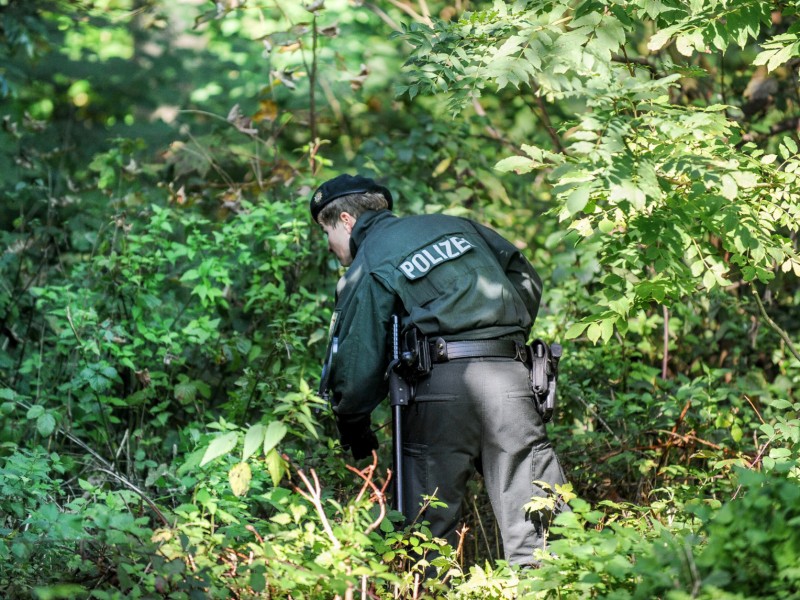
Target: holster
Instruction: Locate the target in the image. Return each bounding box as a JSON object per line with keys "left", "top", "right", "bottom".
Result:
{"left": 527, "top": 339, "right": 562, "bottom": 423}
{"left": 398, "top": 327, "right": 432, "bottom": 382}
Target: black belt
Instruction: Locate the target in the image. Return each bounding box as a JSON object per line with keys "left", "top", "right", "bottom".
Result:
{"left": 429, "top": 337, "right": 527, "bottom": 363}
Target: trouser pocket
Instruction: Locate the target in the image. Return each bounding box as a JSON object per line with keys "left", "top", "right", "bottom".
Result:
{"left": 401, "top": 442, "right": 429, "bottom": 524}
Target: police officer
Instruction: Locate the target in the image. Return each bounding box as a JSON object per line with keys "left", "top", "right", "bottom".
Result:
{"left": 312, "top": 173, "right": 568, "bottom": 566}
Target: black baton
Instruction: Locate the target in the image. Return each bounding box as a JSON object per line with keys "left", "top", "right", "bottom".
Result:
{"left": 387, "top": 315, "right": 411, "bottom": 513}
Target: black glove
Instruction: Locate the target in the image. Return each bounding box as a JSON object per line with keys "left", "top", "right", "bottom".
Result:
{"left": 336, "top": 416, "right": 378, "bottom": 460}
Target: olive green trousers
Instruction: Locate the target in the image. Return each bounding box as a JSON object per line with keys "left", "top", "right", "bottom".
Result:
{"left": 400, "top": 357, "right": 568, "bottom": 565}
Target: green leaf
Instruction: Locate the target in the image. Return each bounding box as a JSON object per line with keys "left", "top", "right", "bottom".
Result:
{"left": 180, "top": 269, "right": 200, "bottom": 282}
{"left": 495, "top": 155, "right": 534, "bottom": 174}
{"left": 229, "top": 462, "right": 252, "bottom": 497}
{"left": 600, "top": 318, "right": 615, "bottom": 343}
{"left": 586, "top": 322, "right": 602, "bottom": 343}
{"left": 647, "top": 26, "right": 677, "bottom": 51}
{"left": 565, "top": 322, "right": 589, "bottom": 339}
{"left": 566, "top": 185, "right": 591, "bottom": 215}
{"left": 27, "top": 405, "right": 45, "bottom": 419}
{"left": 720, "top": 174, "right": 738, "bottom": 200}
{"left": 263, "top": 421, "right": 288, "bottom": 455}
{"left": 702, "top": 269, "right": 716, "bottom": 290}
{"left": 265, "top": 448, "right": 285, "bottom": 487}
{"left": 37, "top": 413, "right": 56, "bottom": 437}
{"left": 598, "top": 218, "right": 615, "bottom": 233}
{"left": 243, "top": 423, "right": 266, "bottom": 462}
{"left": 200, "top": 431, "right": 238, "bottom": 467}
{"left": 174, "top": 380, "right": 198, "bottom": 404}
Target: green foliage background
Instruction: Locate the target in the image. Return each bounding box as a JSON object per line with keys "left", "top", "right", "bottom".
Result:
{"left": 1, "top": 0, "right": 799, "bottom": 598}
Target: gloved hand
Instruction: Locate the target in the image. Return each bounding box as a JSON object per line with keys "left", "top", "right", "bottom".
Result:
{"left": 336, "top": 416, "right": 378, "bottom": 460}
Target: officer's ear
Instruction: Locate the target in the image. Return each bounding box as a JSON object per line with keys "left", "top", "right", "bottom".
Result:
{"left": 339, "top": 211, "right": 356, "bottom": 233}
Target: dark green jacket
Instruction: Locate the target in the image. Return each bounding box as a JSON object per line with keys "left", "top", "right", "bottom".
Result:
{"left": 324, "top": 209, "right": 542, "bottom": 424}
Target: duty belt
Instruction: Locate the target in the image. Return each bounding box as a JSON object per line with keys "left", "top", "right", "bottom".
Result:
{"left": 429, "top": 337, "right": 527, "bottom": 363}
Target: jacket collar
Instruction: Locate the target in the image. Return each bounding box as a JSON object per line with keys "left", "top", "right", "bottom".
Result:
{"left": 349, "top": 209, "right": 394, "bottom": 258}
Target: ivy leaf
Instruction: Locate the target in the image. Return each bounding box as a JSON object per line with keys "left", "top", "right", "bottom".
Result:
{"left": 243, "top": 423, "right": 266, "bottom": 462}
{"left": 229, "top": 462, "right": 252, "bottom": 497}
{"left": 263, "top": 421, "right": 288, "bottom": 455}
{"left": 200, "top": 431, "right": 238, "bottom": 467}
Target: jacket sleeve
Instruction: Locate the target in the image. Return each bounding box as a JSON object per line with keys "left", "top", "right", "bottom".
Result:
{"left": 328, "top": 273, "right": 395, "bottom": 425}
{"left": 472, "top": 221, "right": 543, "bottom": 324}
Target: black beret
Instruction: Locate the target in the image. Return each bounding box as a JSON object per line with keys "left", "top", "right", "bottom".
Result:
{"left": 309, "top": 174, "right": 393, "bottom": 222}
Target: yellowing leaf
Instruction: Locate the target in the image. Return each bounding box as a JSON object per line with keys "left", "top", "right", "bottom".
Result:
{"left": 432, "top": 157, "right": 452, "bottom": 177}
{"left": 229, "top": 462, "right": 252, "bottom": 497}
{"left": 555, "top": 482, "right": 577, "bottom": 504}
{"left": 151, "top": 529, "right": 173, "bottom": 543}
{"left": 253, "top": 100, "right": 278, "bottom": 122}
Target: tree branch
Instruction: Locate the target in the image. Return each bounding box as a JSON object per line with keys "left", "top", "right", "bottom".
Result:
{"left": 751, "top": 285, "right": 800, "bottom": 363}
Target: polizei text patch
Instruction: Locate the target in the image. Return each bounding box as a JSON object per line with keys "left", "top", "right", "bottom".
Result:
{"left": 398, "top": 236, "right": 474, "bottom": 280}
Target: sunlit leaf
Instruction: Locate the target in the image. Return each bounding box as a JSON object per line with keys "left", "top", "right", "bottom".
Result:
{"left": 265, "top": 448, "right": 285, "bottom": 487}
{"left": 243, "top": 424, "right": 267, "bottom": 462}
{"left": 200, "top": 432, "right": 238, "bottom": 467}
{"left": 263, "top": 421, "right": 288, "bottom": 455}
